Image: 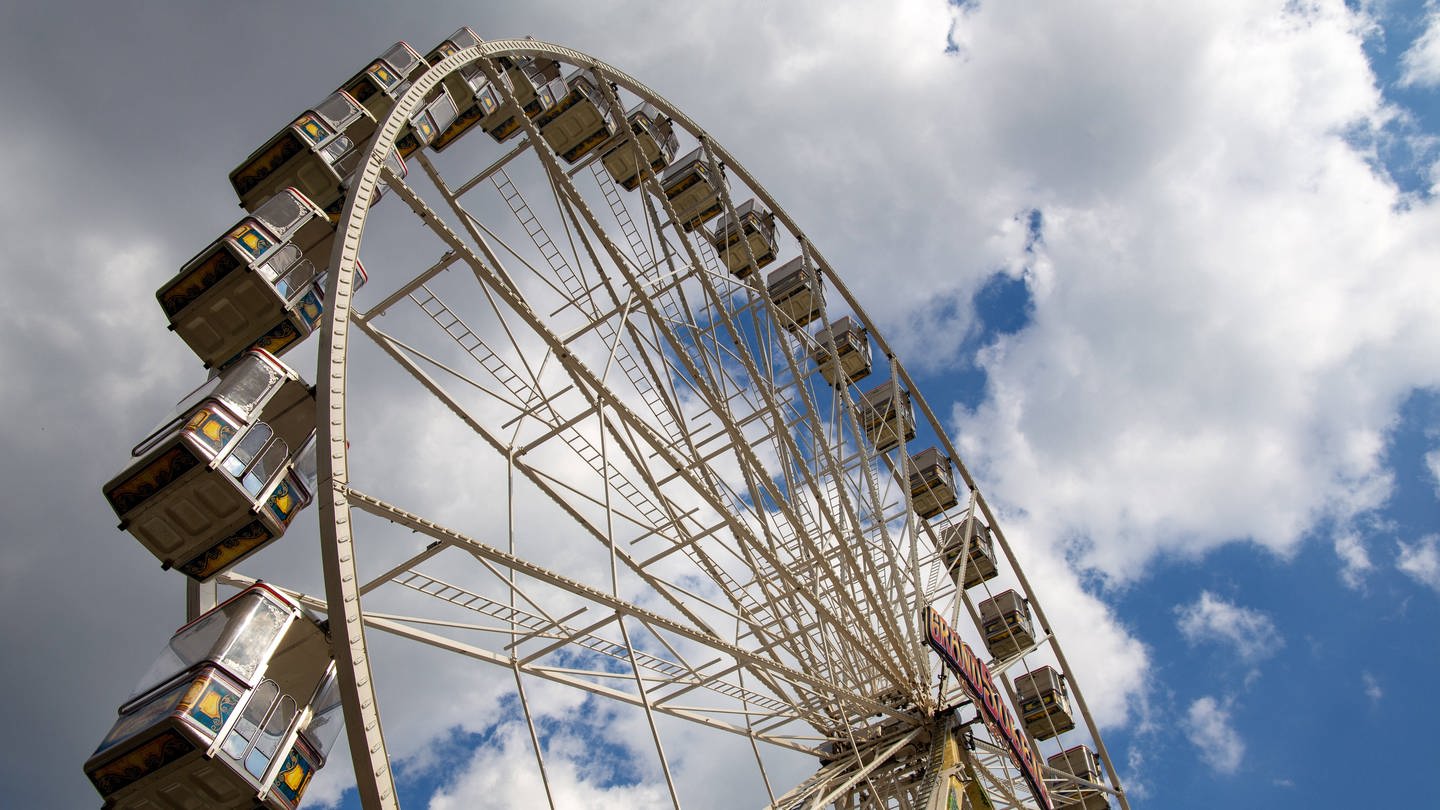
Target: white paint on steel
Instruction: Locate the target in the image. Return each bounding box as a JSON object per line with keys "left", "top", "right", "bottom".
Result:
{"left": 311, "top": 37, "right": 1130, "bottom": 810}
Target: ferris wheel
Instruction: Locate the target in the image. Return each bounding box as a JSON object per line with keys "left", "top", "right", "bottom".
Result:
{"left": 84, "top": 30, "right": 1131, "bottom": 810}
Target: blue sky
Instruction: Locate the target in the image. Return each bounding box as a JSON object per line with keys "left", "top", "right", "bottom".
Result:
{"left": 2, "top": 1, "right": 1439, "bottom": 808}
{"left": 949, "top": 4, "right": 1440, "bottom": 805}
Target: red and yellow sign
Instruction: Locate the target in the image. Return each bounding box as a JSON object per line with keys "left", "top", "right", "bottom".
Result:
{"left": 925, "top": 606, "right": 1051, "bottom": 810}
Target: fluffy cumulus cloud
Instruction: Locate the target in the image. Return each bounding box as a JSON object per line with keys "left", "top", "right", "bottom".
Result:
{"left": 952, "top": 0, "right": 1440, "bottom": 583}
{"left": 400, "top": 688, "right": 810, "bottom": 810}
{"left": 428, "top": 722, "right": 670, "bottom": 810}
{"left": 1399, "top": 5, "right": 1440, "bottom": 87}
{"left": 1426, "top": 447, "right": 1440, "bottom": 497}
{"left": 1361, "top": 670, "right": 1383, "bottom": 704}
{"left": 1004, "top": 528, "right": 1150, "bottom": 729}
{"left": 1183, "top": 696, "right": 1245, "bottom": 774}
{"left": 1396, "top": 533, "right": 1440, "bottom": 590}
{"left": 1175, "top": 591, "right": 1284, "bottom": 663}
{"left": 1334, "top": 531, "right": 1375, "bottom": 589}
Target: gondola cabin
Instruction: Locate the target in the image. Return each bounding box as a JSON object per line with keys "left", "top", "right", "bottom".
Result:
{"left": 424, "top": 26, "right": 483, "bottom": 66}
{"left": 229, "top": 91, "right": 379, "bottom": 214}
{"left": 158, "top": 189, "right": 362, "bottom": 369}
{"left": 448, "top": 55, "right": 564, "bottom": 148}
{"left": 405, "top": 88, "right": 461, "bottom": 154}
{"left": 1014, "top": 666, "right": 1076, "bottom": 740}
{"left": 462, "top": 67, "right": 512, "bottom": 143}
{"left": 422, "top": 29, "right": 505, "bottom": 151}
{"left": 812, "top": 316, "right": 872, "bottom": 387}
{"left": 535, "top": 70, "right": 618, "bottom": 163}
{"left": 347, "top": 66, "right": 460, "bottom": 159}
{"left": 1047, "top": 745, "right": 1110, "bottom": 810}
{"left": 339, "top": 41, "right": 429, "bottom": 152}
{"left": 84, "top": 584, "right": 342, "bottom": 809}
{"left": 906, "top": 446, "right": 958, "bottom": 519}
{"left": 103, "top": 350, "right": 317, "bottom": 582}
{"left": 498, "top": 54, "right": 564, "bottom": 119}
{"left": 939, "top": 516, "right": 999, "bottom": 589}
{"left": 342, "top": 41, "right": 428, "bottom": 117}
{"left": 423, "top": 60, "right": 508, "bottom": 150}
{"left": 855, "top": 379, "right": 915, "bottom": 452}
{"left": 710, "top": 198, "right": 777, "bottom": 279}
{"left": 661, "top": 147, "right": 727, "bottom": 232}
{"left": 766, "top": 257, "right": 825, "bottom": 330}
{"left": 977, "top": 589, "right": 1036, "bottom": 661}
{"left": 600, "top": 103, "right": 679, "bottom": 191}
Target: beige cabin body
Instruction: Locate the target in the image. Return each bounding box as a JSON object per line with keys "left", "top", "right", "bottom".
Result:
{"left": 600, "top": 103, "right": 679, "bottom": 191}
{"left": 158, "top": 189, "right": 358, "bottom": 370}
{"left": 229, "top": 89, "right": 406, "bottom": 216}
{"left": 85, "top": 585, "right": 341, "bottom": 809}
{"left": 103, "top": 351, "right": 317, "bottom": 581}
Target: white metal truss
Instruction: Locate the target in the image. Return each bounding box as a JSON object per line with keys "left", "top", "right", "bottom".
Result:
{"left": 216, "top": 35, "right": 1144, "bottom": 810}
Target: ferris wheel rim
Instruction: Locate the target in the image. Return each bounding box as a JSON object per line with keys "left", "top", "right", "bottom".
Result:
{"left": 309, "top": 37, "right": 1129, "bottom": 810}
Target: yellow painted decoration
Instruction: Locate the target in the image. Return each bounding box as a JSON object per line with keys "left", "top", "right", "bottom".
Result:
{"left": 271, "top": 487, "right": 294, "bottom": 516}
{"left": 196, "top": 688, "right": 223, "bottom": 720}
{"left": 283, "top": 761, "right": 306, "bottom": 790}
{"left": 179, "top": 677, "right": 207, "bottom": 712}
{"left": 184, "top": 409, "right": 211, "bottom": 434}
{"left": 87, "top": 730, "right": 194, "bottom": 797}
{"left": 966, "top": 778, "right": 997, "bottom": 810}
{"left": 182, "top": 409, "right": 235, "bottom": 454}
{"left": 106, "top": 445, "right": 200, "bottom": 514}
{"left": 370, "top": 63, "right": 396, "bottom": 87}
{"left": 272, "top": 747, "right": 315, "bottom": 803}
{"left": 959, "top": 744, "right": 998, "bottom": 810}
{"left": 295, "top": 115, "right": 327, "bottom": 145}
{"left": 227, "top": 223, "right": 274, "bottom": 260}
{"left": 299, "top": 296, "right": 321, "bottom": 324}
{"left": 255, "top": 320, "right": 302, "bottom": 357}
{"left": 178, "top": 520, "right": 271, "bottom": 580}
{"left": 201, "top": 417, "right": 226, "bottom": 444}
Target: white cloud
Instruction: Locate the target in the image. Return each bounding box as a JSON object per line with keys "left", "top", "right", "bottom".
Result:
{"left": 1397, "top": 534, "right": 1440, "bottom": 590}
{"left": 1426, "top": 448, "right": 1440, "bottom": 498}
{"left": 1334, "top": 531, "right": 1374, "bottom": 589}
{"left": 994, "top": 520, "right": 1151, "bottom": 729}
{"left": 1175, "top": 592, "right": 1284, "bottom": 663}
{"left": 1184, "top": 696, "right": 1245, "bottom": 774}
{"left": 1362, "top": 670, "right": 1383, "bottom": 704}
{"left": 952, "top": 0, "right": 1440, "bottom": 583}
{"left": 1122, "top": 744, "right": 1151, "bottom": 801}
{"left": 1400, "top": 7, "right": 1440, "bottom": 87}
{"left": 428, "top": 722, "right": 670, "bottom": 810}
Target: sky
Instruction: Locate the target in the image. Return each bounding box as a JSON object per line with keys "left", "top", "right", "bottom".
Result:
{"left": 2, "top": 0, "right": 1439, "bottom": 808}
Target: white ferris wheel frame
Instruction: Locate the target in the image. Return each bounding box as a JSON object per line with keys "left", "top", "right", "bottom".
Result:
{"left": 227, "top": 38, "right": 1143, "bottom": 810}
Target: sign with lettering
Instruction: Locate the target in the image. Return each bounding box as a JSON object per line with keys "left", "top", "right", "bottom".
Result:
{"left": 924, "top": 605, "right": 1051, "bottom": 810}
